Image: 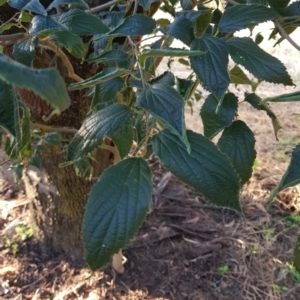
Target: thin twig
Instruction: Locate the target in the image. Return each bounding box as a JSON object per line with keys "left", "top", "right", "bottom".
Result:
{"left": 128, "top": 36, "right": 146, "bottom": 88}
{"left": 40, "top": 39, "right": 84, "bottom": 82}
{"left": 133, "top": 0, "right": 139, "bottom": 15}
{"left": 274, "top": 20, "right": 300, "bottom": 52}
{"left": 89, "top": 0, "right": 123, "bottom": 13}
{"left": 31, "top": 122, "right": 78, "bottom": 134}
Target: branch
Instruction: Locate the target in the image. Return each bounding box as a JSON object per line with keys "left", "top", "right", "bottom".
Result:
{"left": 274, "top": 20, "right": 300, "bottom": 52}
{"left": 40, "top": 39, "right": 84, "bottom": 82}
{"left": 89, "top": 0, "right": 123, "bottom": 13}
{"left": 31, "top": 122, "right": 78, "bottom": 134}
{"left": 0, "top": 33, "right": 31, "bottom": 44}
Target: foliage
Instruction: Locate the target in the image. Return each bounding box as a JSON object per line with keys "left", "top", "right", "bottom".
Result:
{"left": 1, "top": 0, "right": 300, "bottom": 271}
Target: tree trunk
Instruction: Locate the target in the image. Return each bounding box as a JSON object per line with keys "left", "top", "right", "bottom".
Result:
{"left": 23, "top": 147, "right": 112, "bottom": 257}
{"left": 1, "top": 2, "right": 114, "bottom": 257}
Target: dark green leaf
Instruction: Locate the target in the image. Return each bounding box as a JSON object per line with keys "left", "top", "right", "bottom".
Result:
{"left": 194, "top": 10, "right": 213, "bottom": 39}
{"left": 200, "top": 93, "right": 238, "bottom": 139}
{"left": 90, "top": 77, "right": 124, "bottom": 112}
{"left": 9, "top": 0, "right": 47, "bottom": 15}
{"left": 282, "top": 1, "right": 300, "bottom": 16}
{"left": 47, "top": 30, "right": 88, "bottom": 59}
{"left": 176, "top": 77, "right": 193, "bottom": 98}
{"left": 136, "top": 84, "right": 189, "bottom": 151}
{"left": 152, "top": 130, "right": 241, "bottom": 211}
{"left": 229, "top": 65, "right": 254, "bottom": 85}
{"left": 43, "top": 132, "right": 62, "bottom": 146}
{"left": 47, "top": 0, "right": 89, "bottom": 10}
{"left": 245, "top": 93, "right": 282, "bottom": 140}
{"left": 29, "top": 15, "right": 63, "bottom": 35}
{"left": 138, "top": 48, "right": 206, "bottom": 63}
{"left": 74, "top": 159, "right": 92, "bottom": 177}
{"left": 65, "top": 104, "right": 132, "bottom": 164}
{"left": 267, "top": 0, "right": 290, "bottom": 13}
{"left": 108, "top": 15, "right": 156, "bottom": 36}
{"left": 0, "top": 54, "right": 70, "bottom": 114}
{"left": 166, "top": 10, "right": 210, "bottom": 45}
{"left": 219, "top": 4, "right": 279, "bottom": 32}
{"left": 69, "top": 68, "right": 129, "bottom": 90}
{"left": 59, "top": 9, "right": 109, "bottom": 35}
{"left": 12, "top": 38, "right": 37, "bottom": 66}
{"left": 267, "top": 144, "right": 300, "bottom": 203}
{"left": 83, "top": 157, "right": 152, "bottom": 270}
{"left": 217, "top": 120, "right": 256, "bottom": 185}
{"left": 190, "top": 36, "right": 230, "bottom": 101}
{"left": 0, "top": 80, "right": 16, "bottom": 136}
{"left": 228, "top": 37, "right": 293, "bottom": 85}
{"left": 111, "top": 122, "right": 134, "bottom": 159}
{"left": 148, "top": 71, "right": 175, "bottom": 86}
{"left": 88, "top": 50, "right": 131, "bottom": 69}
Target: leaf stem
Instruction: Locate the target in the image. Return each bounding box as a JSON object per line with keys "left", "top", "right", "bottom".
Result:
{"left": 273, "top": 20, "right": 300, "bottom": 52}
{"left": 40, "top": 39, "right": 84, "bottom": 82}
{"left": 128, "top": 36, "right": 146, "bottom": 88}
{"left": 88, "top": 0, "right": 123, "bottom": 14}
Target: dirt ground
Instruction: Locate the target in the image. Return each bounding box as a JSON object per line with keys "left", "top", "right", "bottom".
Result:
{"left": 1, "top": 22, "right": 300, "bottom": 300}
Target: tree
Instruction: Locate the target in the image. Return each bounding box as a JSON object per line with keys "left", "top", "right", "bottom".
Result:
{"left": 1, "top": 0, "right": 300, "bottom": 273}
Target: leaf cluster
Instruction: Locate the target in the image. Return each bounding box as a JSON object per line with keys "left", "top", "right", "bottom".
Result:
{"left": 1, "top": 0, "right": 300, "bottom": 271}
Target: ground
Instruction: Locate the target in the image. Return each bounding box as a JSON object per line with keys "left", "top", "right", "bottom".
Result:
{"left": 1, "top": 21, "right": 300, "bottom": 300}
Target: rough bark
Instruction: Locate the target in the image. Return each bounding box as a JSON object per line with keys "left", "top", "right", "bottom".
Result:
{"left": 1, "top": 1, "right": 113, "bottom": 256}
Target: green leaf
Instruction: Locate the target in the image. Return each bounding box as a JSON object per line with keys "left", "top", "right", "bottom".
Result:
{"left": 43, "top": 132, "right": 62, "bottom": 146}
{"left": 9, "top": 0, "right": 47, "bottom": 15}
{"left": 65, "top": 104, "right": 132, "bottom": 164}
{"left": 148, "top": 71, "right": 175, "bottom": 86}
{"left": 0, "top": 54, "right": 70, "bottom": 114}
{"left": 228, "top": 37, "right": 293, "bottom": 86}
{"left": 69, "top": 68, "right": 129, "bottom": 90}
{"left": 267, "top": 144, "right": 300, "bottom": 204}
{"left": 47, "top": 0, "right": 89, "bottom": 10}
{"left": 83, "top": 157, "right": 152, "bottom": 271}
{"left": 47, "top": 30, "right": 88, "bottom": 59}
{"left": 111, "top": 122, "right": 134, "bottom": 159}
{"left": 107, "top": 15, "right": 156, "bottom": 36}
{"left": 245, "top": 93, "right": 282, "bottom": 140}
{"left": 88, "top": 50, "right": 131, "bottom": 69}
{"left": 217, "top": 120, "right": 256, "bottom": 185}
{"left": 0, "top": 80, "right": 16, "bottom": 136}
{"left": 138, "top": 48, "right": 206, "bottom": 63}
{"left": 229, "top": 65, "right": 254, "bottom": 85}
{"left": 190, "top": 36, "right": 230, "bottom": 101}
{"left": 90, "top": 77, "right": 124, "bottom": 112}
{"left": 136, "top": 84, "right": 189, "bottom": 151}
{"left": 0, "top": 0, "right": 7, "bottom": 6}
{"left": 152, "top": 130, "right": 241, "bottom": 211}
{"left": 29, "top": 15, "right": 63, "bottom": 35}
{"left": 166, "top": 10, "right": 209, "bottom": 46}
{"left": 267, "top": 0, "right": 290, "bottom": 13}
{"left": 260, "top": 91, "right": 300, "bottom": 104}
{"left": 194, "top": 10, "right": 213, "bottom": 39}
{"left": 178, "top": 58, "right": 190, "bottom": 66}
{"left": 59, "top": 9, "right": 109, "bottom": 35}
{"left": 12, "top": 38, "right": 37, "bottom": 66}
{"left": 293, "top": 235, "right": 300, "bottom": 273}
{"left": 180, "top": 0, "right": 196, "bottom": 10}
{"left": 200, "top": 93, "right": 238, "bottom": 139}
{"left": 219, "top": 4, "right": 279, "bottom": 32}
